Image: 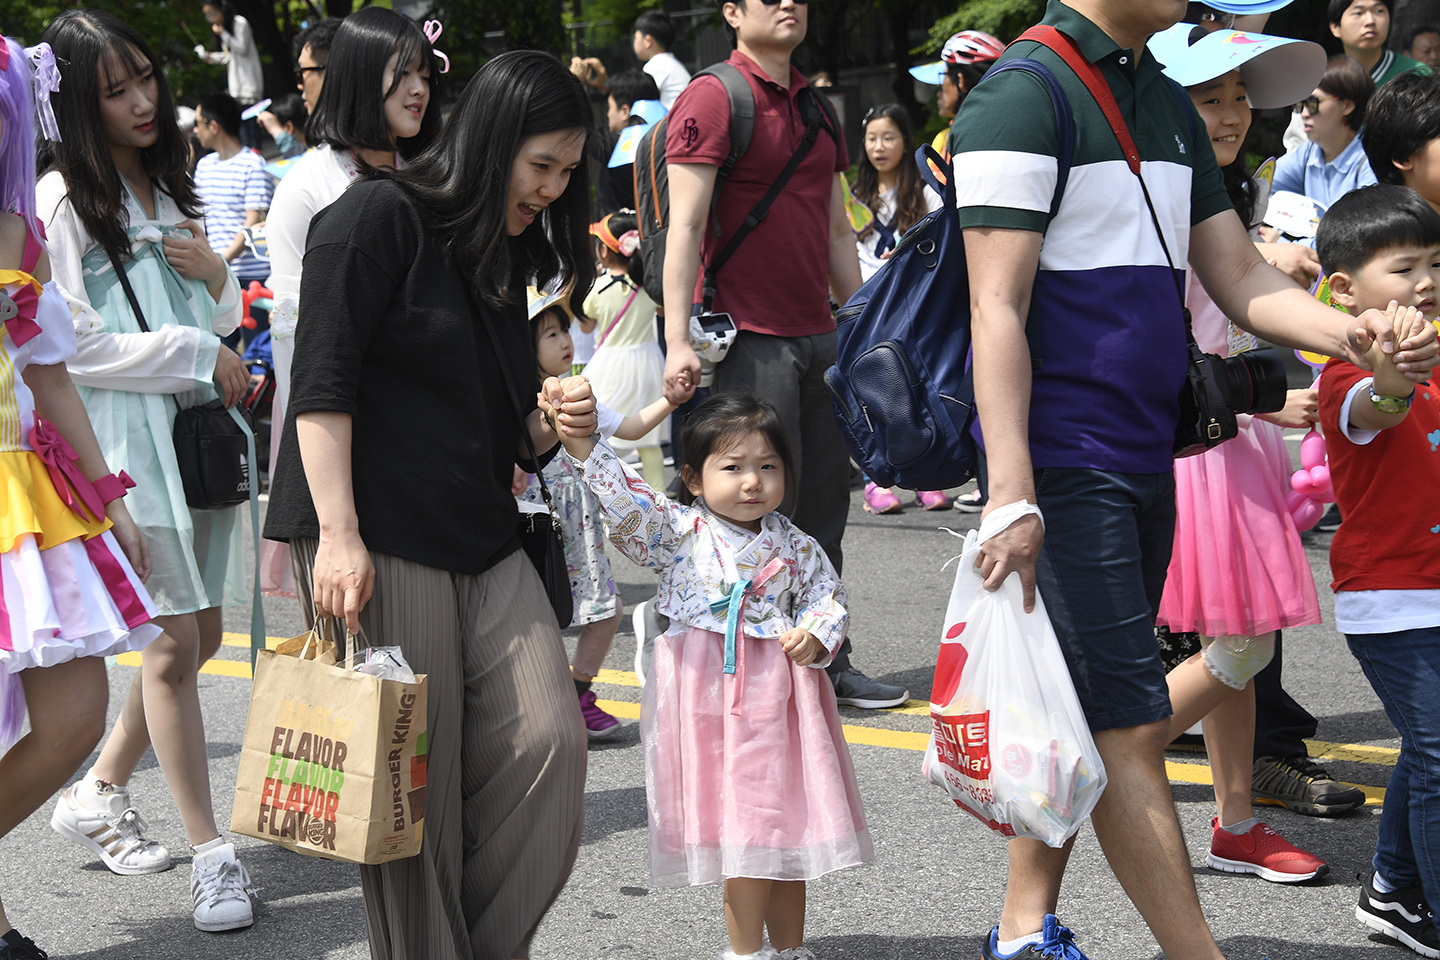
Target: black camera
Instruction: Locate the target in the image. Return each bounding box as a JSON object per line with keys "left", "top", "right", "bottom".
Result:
{"left": 1215, "top": 346, "right": 1289, "bottom": 416}
{"left": 1175, "top": 345, "right": 1288, "bottom": 458}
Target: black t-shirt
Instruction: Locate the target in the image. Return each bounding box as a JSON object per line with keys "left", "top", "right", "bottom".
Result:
{"left": 264, "top": 178, "right": 541, "bottom": 575}
{"left": 594, "top": 128, "right": 635, "bottom": 217}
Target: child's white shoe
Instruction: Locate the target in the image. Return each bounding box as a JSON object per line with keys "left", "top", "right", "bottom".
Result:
{"left": 721, "top": 945, "right": 779, "bottom": 960}
{"left": 190, "top": 840, "right": 254, "bottom": 932}
{"left": 778, "top": 948, "right": 818, "bottom": 960}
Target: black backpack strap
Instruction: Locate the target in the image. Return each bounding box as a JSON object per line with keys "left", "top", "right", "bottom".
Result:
{"left": 698, "top": 62, "right": 755, "bottom": 212}
{"left": 106, "top": 246, "right": 151, "bottom": 333}
{"left": 700, "top": 81, "right": 827, "bottom": 312}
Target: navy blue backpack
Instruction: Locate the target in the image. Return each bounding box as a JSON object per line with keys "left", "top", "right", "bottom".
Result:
{"left": 825, "top": 58, "right": 1076, "bottom": 491}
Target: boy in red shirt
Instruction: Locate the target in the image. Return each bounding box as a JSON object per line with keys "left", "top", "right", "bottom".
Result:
{"left": 1317, "top": 183, "right": 1440, "bottom": 960}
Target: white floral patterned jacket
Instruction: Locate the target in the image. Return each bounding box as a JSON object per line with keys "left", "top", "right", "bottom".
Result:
{"left": 569, "top": 440, "right": 848, "bottom": 665}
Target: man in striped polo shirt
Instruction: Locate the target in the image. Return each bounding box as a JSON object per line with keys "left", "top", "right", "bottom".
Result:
{"left": 951, "top": 0, "right": 1440, "bottom": 957}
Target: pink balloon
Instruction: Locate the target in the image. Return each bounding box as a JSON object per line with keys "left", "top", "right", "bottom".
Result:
{"left": 1292, "top": 497, "right": 1324, "bottom": 531}
{"left": 1317, "top": 486, "right": 1337, "bottom": 504}
{"left": 1291, "top": 470, "right": 1315, "bottom": 496}
{"left": 1300, "top": 430, "right": 1327, "bottom": 471}
{"left": 1308, "top": 464, "right": 1332, "bottom": 493}
{"left": 1285, "top": 489, "right": 1309, "bottom": 513}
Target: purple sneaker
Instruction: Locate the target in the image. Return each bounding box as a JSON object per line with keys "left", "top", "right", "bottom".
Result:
{"left": 579, "top": 690, "right": 622, "bottom": 740}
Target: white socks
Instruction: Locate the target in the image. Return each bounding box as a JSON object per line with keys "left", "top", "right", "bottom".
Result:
{"left": 192, "top": 837, "right": 226, "bottom": 856}
{"left": 1374, "top": 870, "right": 1397, "bottom": 893}
{"left": 1219, "top": 816, "right": 1260, "bottom": 835}
{"left": 996, "top": 932, "right": 1043, "bottom": 955}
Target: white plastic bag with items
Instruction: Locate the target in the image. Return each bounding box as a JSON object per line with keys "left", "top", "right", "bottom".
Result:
{"left": 920, "top": 502, "right": 1107, "bottom": 847}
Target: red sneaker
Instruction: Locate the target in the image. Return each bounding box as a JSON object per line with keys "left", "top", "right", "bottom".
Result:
{"left": 1206, "top": 817, "right": 1329, "bottom": 883}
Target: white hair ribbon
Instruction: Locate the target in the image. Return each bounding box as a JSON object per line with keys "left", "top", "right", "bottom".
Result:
{"left": 24, "top": 43, "right": 61, "bottom": 142}
{"left": 617, "top": 229, "right": 640, "bottom": 258}
{"left": 422, "top": 20, "right": 451, "bottom": 75}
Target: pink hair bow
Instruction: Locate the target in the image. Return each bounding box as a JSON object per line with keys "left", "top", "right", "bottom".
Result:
{"left": 24, "top": 43, "right": 62, "bottom": 142}
{"left": 0, "top": 281, "right": 42, "bottom": 348}
{"left": 30, "top": 418, "right": 107, "bottom": 523}
{"left": 422, "top": 20, "right": 451, "bottom": 74}
{"left": 617, "top": 230, "right": 640, "bottom": 258}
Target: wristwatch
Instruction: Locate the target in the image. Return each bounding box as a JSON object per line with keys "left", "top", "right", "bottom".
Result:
{"left": 1369, "top": 384, "right": 1415, "bottom": 415}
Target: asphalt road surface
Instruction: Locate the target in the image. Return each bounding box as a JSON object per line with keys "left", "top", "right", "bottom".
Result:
{"left": 0, "top": 455, "right": 1407, "bottom": 960}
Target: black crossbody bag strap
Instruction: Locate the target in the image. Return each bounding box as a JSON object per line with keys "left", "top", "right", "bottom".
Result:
{"left": 700, "top": 87, "right": 828, "bottom": 312}
{"left": 106, "top": 247, "right": 151, "bottom": 332}
{"left": 473, "top": 297, "right": 560, "bottom": 520}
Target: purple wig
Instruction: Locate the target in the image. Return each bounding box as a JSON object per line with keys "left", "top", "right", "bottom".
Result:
{"left": 0, "top": 36, "right": 41, "bottom": 246}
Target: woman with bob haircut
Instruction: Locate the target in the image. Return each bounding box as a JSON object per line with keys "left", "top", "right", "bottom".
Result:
{"left": 264, "top": 49, "right": 595, "bottom": 960}
{"left": 35, "top": 7, "right": 256, "bottom": 933}
{"left": 1272, "top": 55, "right": 1378, "bottom": 219}
{"left": 260, "top": 6, "right": 439, "bottom": 598}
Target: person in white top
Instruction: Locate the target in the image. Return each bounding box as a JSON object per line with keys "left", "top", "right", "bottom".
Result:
{"left": 262, "top": 7, "right": 440, "bottom": 598}
{"left": 634, "top": 10, "right": 690, "bottom": 108}
{"left": 197, "top": 1, "right": 264, "bottom": 146}
{"left": 36, "top": 8, "right": 256, "bottom": 934}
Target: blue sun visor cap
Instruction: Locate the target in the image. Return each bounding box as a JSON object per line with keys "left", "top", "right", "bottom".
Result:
{"left": 1202, "top": 0, "right": 1298, "bottom": 14}
{"left": 909, "top": 61, "right": 946, "bottom": 86}
{"left": 1148, "top": 24, "right": 1326, "bottom": 109}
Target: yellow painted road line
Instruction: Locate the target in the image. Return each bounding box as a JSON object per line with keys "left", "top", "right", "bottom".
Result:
{"left": 592, "top": 699, "right": 1382, "bottom": 801}
{"left": 1307, "top": 738, "right": 1399, "bottom": 766}
{"left": 105, "top": 658, "right": 1396, "bottom": 803}
{"left": 220, "top": 633, "right": 287, "bottom": 649}
{"left": 114, "top": 652, "right": 253, "bottom": 679}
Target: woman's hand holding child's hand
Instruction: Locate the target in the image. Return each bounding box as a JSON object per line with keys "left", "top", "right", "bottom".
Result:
{"left": 1367, "top": 301, "right": 1426, "bottom": 398}
{"left": 538, "top": 376, "right": 599, "bottom": 460}
{"left": 779, "top": 627, "right": 825, "bottom": 666}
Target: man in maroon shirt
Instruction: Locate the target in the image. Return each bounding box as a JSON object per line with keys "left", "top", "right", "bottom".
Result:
{"left": 661, "top": 0, "right": 907, "bottom": 709}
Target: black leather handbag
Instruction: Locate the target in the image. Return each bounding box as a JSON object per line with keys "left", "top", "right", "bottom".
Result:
{"left": 478, "top": 300, "right": 573, "bottom": 629}
{"left": 108, "top": 248, "right": 255, "bottom": 509}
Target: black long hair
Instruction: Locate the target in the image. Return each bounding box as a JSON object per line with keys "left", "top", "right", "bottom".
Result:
{"left": 377, "top": 50, "right": 595, "bottom": 315}
{"left": 202, "top": 0, "right": 236, "bottom": 36}
{"left": 853, "top": 103, "right": 928, "bottom": 240}
{"left": 39, "top": 9, "right": 202, "bottom": 264}
{"left": 306, "top": 7, "right": 442, "bottom": 161}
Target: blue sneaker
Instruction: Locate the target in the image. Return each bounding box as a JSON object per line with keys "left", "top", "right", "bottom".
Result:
{"left": 982, "top": 915, "right": 1088, "bottom": 959}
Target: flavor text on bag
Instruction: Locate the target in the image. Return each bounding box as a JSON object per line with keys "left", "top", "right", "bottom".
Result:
{"left": 258, "top": 700, "right": 355, "bottom": 851}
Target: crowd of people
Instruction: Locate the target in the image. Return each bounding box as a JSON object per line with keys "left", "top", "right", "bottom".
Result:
{"left": 0, "top": 0, "right": 1437, "bottom": 958}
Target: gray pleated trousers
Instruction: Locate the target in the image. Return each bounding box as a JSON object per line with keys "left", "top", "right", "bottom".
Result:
{"left": 291, "top": 540, "right": 587, "bottom": 960}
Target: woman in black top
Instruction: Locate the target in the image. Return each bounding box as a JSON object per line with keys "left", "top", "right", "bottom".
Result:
{"left": 264, "top": 51, "right": 596, "bottom": 960}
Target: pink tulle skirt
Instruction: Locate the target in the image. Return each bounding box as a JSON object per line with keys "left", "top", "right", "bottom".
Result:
{"left": 1157, "top": 416, "right": 1321, "bottom": 637}
{"left": 642, "top": 626, "right": 874, "bottom": 887}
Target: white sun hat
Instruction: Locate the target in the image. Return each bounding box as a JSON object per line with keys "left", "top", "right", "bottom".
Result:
{"left": 1148, "top": 23, "right": 1326, "bottom": 109}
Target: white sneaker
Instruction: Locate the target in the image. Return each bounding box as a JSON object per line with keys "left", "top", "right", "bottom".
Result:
{"left": 721, "top": 947, "right": 779, "bottom": 960}
{"left": 779, "top": 949, "right": 818, "bottom": 960}
{"left": 50, "top": 780, "right": 172, "bottom": 875}
{"left": 190, "top": 842, "right": 254, "bottom": 932}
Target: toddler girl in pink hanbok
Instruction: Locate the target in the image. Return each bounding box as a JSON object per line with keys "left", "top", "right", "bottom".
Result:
{"left": 545, "top": 389, "right": 872, "bottom": 960}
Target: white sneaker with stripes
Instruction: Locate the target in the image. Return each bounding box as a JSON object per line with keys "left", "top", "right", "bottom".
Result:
{"left": 190, "top": 841, "right": 254, "bottom": 932}
{"left": 50, "top": 779, "right": 172, "bottom": 875}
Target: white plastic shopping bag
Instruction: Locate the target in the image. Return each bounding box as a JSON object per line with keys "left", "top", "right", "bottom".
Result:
{"left": 921, "top": 502, "right": 1107, "bottom": 847}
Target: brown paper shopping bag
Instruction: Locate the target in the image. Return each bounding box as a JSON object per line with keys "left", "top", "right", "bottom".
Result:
{"left": 230, "top": 627, "right": 428, "bottom": 864}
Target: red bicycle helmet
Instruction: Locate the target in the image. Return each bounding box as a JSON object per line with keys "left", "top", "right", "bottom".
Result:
{"left": 909, "top": 31, "right": 1005, "bottom": 85}
{"left": 942, "top": 30, "right": 1005, "bottom": 66}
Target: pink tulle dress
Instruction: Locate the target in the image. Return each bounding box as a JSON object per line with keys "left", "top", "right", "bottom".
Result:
{"left": 1155, "top": 276, "right": 1321, "bottom": 637}
{"left": 574, "top": 440, "right": 873, "bottom": 887}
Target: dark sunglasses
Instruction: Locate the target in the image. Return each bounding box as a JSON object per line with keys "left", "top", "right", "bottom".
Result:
{"left": 1293, "top": 95, "right": 1337, "bottom": 114}
{"left": 294, "top": 64, "right": 326, "bottom": 83}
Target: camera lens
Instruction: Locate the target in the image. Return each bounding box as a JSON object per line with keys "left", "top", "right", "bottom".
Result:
{"left": 1217, "top": 348, "right": 1288, "bottom": 415}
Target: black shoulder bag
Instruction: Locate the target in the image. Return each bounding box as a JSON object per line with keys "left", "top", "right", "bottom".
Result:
{"left": 106, "top": 247, "right": 257, "bottom": 509}
{"left": 476, "top": 299, "right": 573, "bottom": 630}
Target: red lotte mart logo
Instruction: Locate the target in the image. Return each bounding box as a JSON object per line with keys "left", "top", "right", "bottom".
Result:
{"left": 932, "top": 711, "right": 990, "bottom": 781}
